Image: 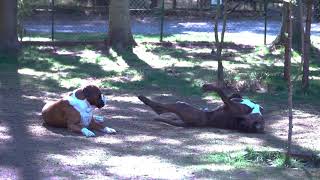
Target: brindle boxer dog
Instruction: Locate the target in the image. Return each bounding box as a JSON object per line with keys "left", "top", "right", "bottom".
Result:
{"left": 41, "top": 85, "right": 116, "bottom": 137}
{"left": 138, "top": 83, "right": 265, "bottom": 133}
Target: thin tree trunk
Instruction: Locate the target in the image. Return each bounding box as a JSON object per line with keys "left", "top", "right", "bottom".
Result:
{"left": 284, "top": 3, "right": 290, "bottom": 81}
{"left": 302, "top": 0, "right": 313, "bottom": 91}
{"left": 212, "top": 0, "right": 228, "bottom": 86}
{"left": 292, "top": 2, "right": 303, "bottom": 52}
{"left": 285, "top": 1, "right": 293, "bottom": 166}
{"left": 0, "top": 0, "right": 20, "bottom": 55}
{"left": 298, "top": 0, "right": 305, "bottom": 67}
{"left": 108, "top": 0, "right": 136, "bottom": 53}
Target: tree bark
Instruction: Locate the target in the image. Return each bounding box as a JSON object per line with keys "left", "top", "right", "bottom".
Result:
{"left": 272, "top": 2, "right": 302, "bottom": 51}
{"left": 150, "top": 0, "right": 158, "bottom": 9}
{"left": 271, "top": 3, "right": 288, "bottom": 47}
{"left": 292, "top": 2, "right": 303, "bottom": 52}
{"left": 212, "top": 0, "right": 228, "bottom": 86}
{"left": 108, "top": 0, "right": 136, "bottom": 53}
{"left": 0, "top": 0, "right": 20, "bottom": 55}
{"left": 284, "top": 2, "right": 291, "bottom": 81}
{"left": 173, "top": 0, "right": 177, "bottom": 9}
{"left": 302, "top": 0, "right": 313, "bottom": 91}
{"left": 284, "top": 1, "right": 293, "bottom": 166}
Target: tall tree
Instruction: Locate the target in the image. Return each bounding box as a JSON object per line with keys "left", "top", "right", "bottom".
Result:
{"left": 272, "top": 1, "right": 303, "bottom": 52}
{"left": 0, "top": 0, "right": 20, "bottom": 55}
{"left": 291, "top": 1, "right": 303, "bottom": 51}
{"left": 108, "top": 0, "right": 136, "bottom": 53}
{"left": 271, "top": 3, "right": 289, "bottom": 48}
{"left": 302, "top": 0, "right": 313, "bottom": 91}
{"left": 173, "top": 0, "right": 177, "bottom": 9}
{"left": 212, "top": 0, "right": 228, "bottom": 86}
{"left": 284, "top": 0, "right": 293, "bottom": 165}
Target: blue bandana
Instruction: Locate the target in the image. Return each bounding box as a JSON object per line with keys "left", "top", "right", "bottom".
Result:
{"left": 240, "top": 99, "right": 261, "bottom": 115}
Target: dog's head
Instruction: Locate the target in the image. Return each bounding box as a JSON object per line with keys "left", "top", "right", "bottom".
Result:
{"left": 237, "top": 113, "right": 265, "bottom": 133}
{"left": 82, "top": 85, "right": 107, "bottom": 109}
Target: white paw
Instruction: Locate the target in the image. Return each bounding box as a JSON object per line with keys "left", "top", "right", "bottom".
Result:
{"left": 81, "top": 128, "right": 96, "bottom": 137}
{"left": 101, "top": 127, "right": 116, "bottom": 134}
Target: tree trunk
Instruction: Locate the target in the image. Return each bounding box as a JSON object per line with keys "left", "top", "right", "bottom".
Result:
{"left": 284, "top": 1, "right": 293, "bottom": 166}
{"left": 271, "top": 3, "right": 288, "bottom": 47}
{"left": 108, "top": 0, "right": 136, "bottom": 53}
{"left": 0, "top": 0, "right": 20, "bottom": 55}
{"left": 302, "top": 0, "right": 313, "bottom": 91}
{"left": 272, "top": 2, "right": 302, "bottom": 50}
{"left": 284, "top": 2, "right": 291, "bottom": 81}
{"left": 212, "top": 0, "right": 228, "bottom": 86}
{"left": 173, "top": 0, "right": 177, "bottom": 9}
{"left": 150, "top": 0, "right": 158, "bottom": 9}
{"left": 292, "top": 2, "right": 303, "bottom": 52}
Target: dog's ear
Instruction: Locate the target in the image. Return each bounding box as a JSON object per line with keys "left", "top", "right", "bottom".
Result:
{"left": 82, "top": 86, "right": 93, "bottom": 98}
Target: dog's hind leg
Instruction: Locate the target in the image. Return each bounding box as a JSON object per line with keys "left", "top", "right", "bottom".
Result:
{"left": 138, "top": 95, "right": 207, "bottom": 126}
{"left": 138, "top": 95, "right": 170, "bottom": 114}
{"left": 154, "top": 117, "right": 189, "bottom": 127}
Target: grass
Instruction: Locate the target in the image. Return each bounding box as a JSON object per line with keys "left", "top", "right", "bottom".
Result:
{"left": 202, "top": 148, "right": 317, "bottom": 169}
{"left": 7, "top": 32, "right": 320, "bottom": 104}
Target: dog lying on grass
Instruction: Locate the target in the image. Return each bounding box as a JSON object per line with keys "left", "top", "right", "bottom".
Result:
{"left": 138, "top": 83, "right": 265, "bottom": 133}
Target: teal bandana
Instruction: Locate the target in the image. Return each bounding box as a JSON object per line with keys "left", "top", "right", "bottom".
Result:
{"left": 240, "top": 99, "right": 261, "bottom": 115}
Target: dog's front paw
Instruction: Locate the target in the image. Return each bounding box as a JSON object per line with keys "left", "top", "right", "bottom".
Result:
{"left": 101, "top": 127, "right": 116, "bottom": 134}
{"left": 81, "top": 128, "right": 96, "bottom": 137}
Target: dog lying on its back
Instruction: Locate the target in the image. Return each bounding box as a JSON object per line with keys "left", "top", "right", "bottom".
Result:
{"left": 138, "top": 83, "right": 265, "bottom": 133}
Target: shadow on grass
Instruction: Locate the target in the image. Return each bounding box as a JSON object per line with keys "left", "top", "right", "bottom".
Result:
{"left": 0, "top": 57, "right": 42, "bottom": 179}
{"left": 103, "top": 51, "right": 204, "bottom": 96}
{"left": 147, "top": 41, "right": 255, "bottom": 63}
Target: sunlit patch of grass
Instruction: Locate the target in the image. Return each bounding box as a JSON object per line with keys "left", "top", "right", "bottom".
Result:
{"left": 203, "top": 148, "right": 306, "bottom": 169}
{"left": 17, "top": 46, "right": 124, "bottom": 90}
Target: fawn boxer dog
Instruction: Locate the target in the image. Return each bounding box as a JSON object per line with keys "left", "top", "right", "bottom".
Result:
{"left": 41, "top": 85, "right": 116, "bottom": 137}
{"left": 138, "top": 83, "right": 265, "bottom": 133}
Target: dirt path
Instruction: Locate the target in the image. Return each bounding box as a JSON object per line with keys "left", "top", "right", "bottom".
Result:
{"left": 0, "top": 64, "right": 319, "bottom": 179}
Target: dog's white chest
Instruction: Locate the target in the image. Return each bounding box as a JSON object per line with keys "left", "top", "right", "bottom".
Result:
{"left": 64, "top": 92, "right": 95, "bottom": 127}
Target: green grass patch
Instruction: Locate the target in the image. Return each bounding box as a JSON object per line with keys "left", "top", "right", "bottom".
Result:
{"left": 203, "top": 148, "right": 310, "bottom": 169}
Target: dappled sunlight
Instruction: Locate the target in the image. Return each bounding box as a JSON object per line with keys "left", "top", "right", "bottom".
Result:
{"left": 158, "top": 138, "right": 182, "bottom": 145}
{"left": 104, "top": 155, "right": 189, "bottom": 179}
{"left": 125, "top": 135, "right": 158, "bottom": 142}
{"left": 18, "top": 68, "right": 48, "bottom": 77}
{"left": 265, "top": 108, "right": 320, "bottom": 152}
{"left": 46, "top": 148, "right": 107, "bottom": 166}
{"left": 78, "top": 49, "right": 102, "bottom": 60}
{"left": 0, "top": 125, "right": 12, "bottom": 142}
{"left": 27, "top": 125, "right": 48, "bottom": 137}
{"left": 134, "top": 44, "right": 198, "bottom": 69}
{"left": 0, "top": 166, "right": 21, "bottom": 180}
{"left": 109, "top": 95, "right": 142, "bottom": 104}
{"left": 195, "top": 132, "right": 230, "bottom": 141}
{"left": 93, "top": 136, "right": 124, "bottom": 145}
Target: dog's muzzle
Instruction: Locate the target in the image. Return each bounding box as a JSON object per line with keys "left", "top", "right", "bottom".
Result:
{"left": 97, "top": 94, "right": 107, "bottom": 108}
